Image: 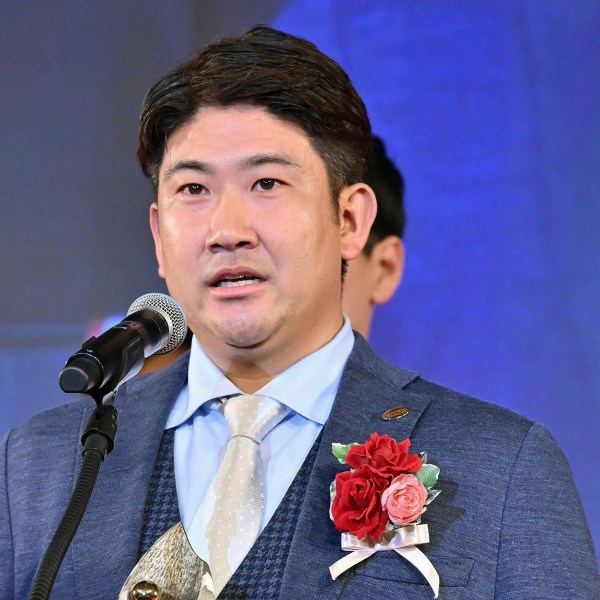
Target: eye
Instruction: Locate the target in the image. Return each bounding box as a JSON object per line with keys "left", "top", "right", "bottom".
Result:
{"left": 253, "top": 178, "right": 281, "bottom": 192}
{"left": 180, "top": 183, "right": 207, "bottom": 195}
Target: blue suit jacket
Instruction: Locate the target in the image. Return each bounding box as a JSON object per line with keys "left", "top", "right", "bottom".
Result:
{"left": 1, "top": 336, "right": 598, "bottom": 599}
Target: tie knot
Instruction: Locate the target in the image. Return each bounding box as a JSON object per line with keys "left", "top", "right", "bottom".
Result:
{"left": 223, "top": 394, "right": 289, "bottom": 443}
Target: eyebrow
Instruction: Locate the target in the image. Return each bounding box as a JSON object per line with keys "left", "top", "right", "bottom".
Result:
{"left": 163, "top": 159, "right": 213, "bottom": 180}
{"left": 239, "top": 153, "right": 301, "bottom": 170}
{"left": 162, "top": 153, "right": 301, "bottom": 181}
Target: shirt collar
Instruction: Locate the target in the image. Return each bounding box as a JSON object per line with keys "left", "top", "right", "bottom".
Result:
{"left": 166, "top": 316, "right": 355, "bottom": 428}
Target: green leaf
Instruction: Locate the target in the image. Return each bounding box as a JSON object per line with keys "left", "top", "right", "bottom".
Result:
{"left": 329, "top": 480, "right": 337, "bottom": 520}
{"left": 416, "top": 463, "right": 440, "bottom": 489}
{"left": 419, "top": 451, "right": 428, "bottom": 464}
{"left": 332, "top": 442, "right": 358, "bottom": 464}
{"left": 425, "top": 488, "right": 441, "bottom": 505}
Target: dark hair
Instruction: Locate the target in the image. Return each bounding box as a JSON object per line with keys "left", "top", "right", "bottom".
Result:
{"left": 363, "top": 136, "right": 406, "bottom": 255}
{"left": 137, "top": 26, "right": 372, "bottom": 215}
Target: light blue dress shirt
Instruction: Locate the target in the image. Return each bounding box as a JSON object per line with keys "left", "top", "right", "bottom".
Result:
{"left": 165, "top": 317, "right": 355, "bottom": 562}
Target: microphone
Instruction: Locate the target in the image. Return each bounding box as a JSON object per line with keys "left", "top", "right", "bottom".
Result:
{"left": 59, "top": 293, "right": 188, "bottom": 396}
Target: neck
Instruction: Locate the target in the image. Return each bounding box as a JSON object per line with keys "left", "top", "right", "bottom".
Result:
{"left": 221, "top": 356, "right": 276, "bottom": 394}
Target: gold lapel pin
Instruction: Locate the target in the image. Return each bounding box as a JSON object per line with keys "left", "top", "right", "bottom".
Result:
{"left": 382, "top": 406, "right": 410, "bottom": 420}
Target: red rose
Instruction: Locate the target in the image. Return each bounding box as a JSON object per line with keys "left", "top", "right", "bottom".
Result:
{"left": 331, "top": 466, "right": 389, "bottom": 541}
{"left": 346, "top": 433, "right": 422, "bottom": 477}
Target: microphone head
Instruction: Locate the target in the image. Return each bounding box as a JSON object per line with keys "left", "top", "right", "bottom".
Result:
{"left": 127, "top": 293, "right": 188, "bottom": 354}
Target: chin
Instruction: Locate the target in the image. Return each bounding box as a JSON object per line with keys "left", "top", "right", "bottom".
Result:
{"left": 212, "top": 315, "right": 277, "bottom": 350}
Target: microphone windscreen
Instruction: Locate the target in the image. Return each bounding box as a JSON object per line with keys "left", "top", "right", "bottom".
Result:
{"left": 127, "top": 293, "right": 188, "bottom": 354}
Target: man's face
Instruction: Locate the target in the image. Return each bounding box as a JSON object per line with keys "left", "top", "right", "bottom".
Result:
{"left": 150, "top": 105, "right": 357, "bottom": 372}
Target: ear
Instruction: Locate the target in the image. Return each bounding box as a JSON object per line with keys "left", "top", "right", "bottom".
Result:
{"left": 369, "top": 236, "right": 405, "bottom": 304}
{"left": 338, "top": 183, "right": 377, "bottom": 261}
{"left": 149, "top": 202, "right": 166, "bottom": 279}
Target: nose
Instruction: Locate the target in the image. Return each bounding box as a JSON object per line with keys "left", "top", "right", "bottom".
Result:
{"left": 205, "top": 189, "right": 258, "bottom": 253}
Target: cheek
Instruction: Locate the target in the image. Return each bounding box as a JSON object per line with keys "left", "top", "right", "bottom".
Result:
{"left": 287, "top": 231, "right": 340, "bottom": 292}
{"left": 270, "top": 211, "right": 320, "bottom": 269}
{"left": 158, "top": 218, "right": 205, "bottom": 276}
{"left": 159, "top": 226, "right": 183, "bottom": 263}
{"left": 296, "top": 210, "right": 340, "bottom": 264}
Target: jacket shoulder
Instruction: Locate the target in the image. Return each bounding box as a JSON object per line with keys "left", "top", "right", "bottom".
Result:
{"left": 406, "top": 375, "right": 535, "bottom": 431}
{"left": 350, "top": 335, "right": 534, "bottom": 429}
{"left": 4, "top": 397, "right": 90, "bottom": 461}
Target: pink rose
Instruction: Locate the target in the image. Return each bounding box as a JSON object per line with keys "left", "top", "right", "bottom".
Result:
{"left": 381, "top": 474, "right": 428, "bottom": 526}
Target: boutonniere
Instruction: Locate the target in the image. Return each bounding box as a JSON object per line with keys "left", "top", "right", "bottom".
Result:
{"left": 329, "top": 433, "right": 440, "bottom": 598}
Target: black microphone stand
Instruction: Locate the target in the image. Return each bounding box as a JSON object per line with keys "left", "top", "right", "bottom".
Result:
{"left": 28, "top": 389, "right": 118, "bottom": 600}
{"left": 27, "top": 294, "right": 186, "bottom": 598}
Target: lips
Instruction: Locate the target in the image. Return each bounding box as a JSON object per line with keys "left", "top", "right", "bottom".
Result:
{"left": 208, "top": 268, "right": 265, "bottom": 288}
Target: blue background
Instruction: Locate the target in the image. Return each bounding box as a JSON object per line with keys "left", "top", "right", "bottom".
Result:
{"left": 1, "top": 2, "right": 598, "bottom": 564}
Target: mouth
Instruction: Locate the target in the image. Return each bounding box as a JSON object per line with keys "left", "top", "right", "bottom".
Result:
{"left": 208, "top": 270, "right": 265, "bottom": 289}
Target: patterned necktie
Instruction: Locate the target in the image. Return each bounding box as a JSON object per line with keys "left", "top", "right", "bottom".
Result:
{"left": 206, "top": 394, "right": 290, "bottom": 597}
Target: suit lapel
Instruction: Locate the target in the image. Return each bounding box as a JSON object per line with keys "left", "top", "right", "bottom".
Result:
{"left": 280, "top": 336, "right": 430, "bottom": 599}
{"left": 68, "top": 354, "right": 189, "bottom": 599}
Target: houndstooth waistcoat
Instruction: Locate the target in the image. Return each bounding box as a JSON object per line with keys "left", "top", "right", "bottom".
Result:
{"left": 138, "top": 427, "right": 322, "bottom": 599}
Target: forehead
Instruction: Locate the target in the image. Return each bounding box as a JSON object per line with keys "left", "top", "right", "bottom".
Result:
{"left": 158, "top": 105, "right": 322, "bottom": 176}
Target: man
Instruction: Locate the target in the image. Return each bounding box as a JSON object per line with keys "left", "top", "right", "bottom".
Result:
{"left": 0, "top": 26, "right": 597, "bottom": 599}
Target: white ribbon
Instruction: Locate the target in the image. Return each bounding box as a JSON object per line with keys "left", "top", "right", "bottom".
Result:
{"left": 329, "top": 524, "right": 439, "bottom": 598}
